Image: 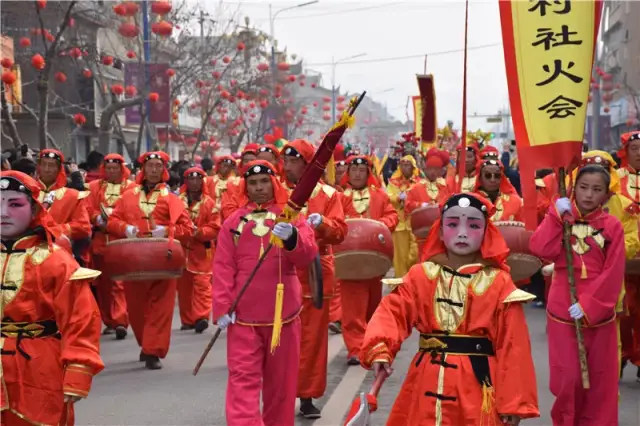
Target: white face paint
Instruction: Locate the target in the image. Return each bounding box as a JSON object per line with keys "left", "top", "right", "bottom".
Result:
{"left": 440, "top": 205, "right": 486, "bottom": 256}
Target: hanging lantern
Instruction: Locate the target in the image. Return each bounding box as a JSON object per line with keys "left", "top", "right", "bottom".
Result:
{"left": 111, "top": 84, "right": 124, "bottom": 95}
{"left": 148, "top": 92, "right": 160, "bottom": 102}
{"left": 322, "top": 105, "right": 330, "bottom": 111}
{"left": 323, "top": 114, "right": 331, "bottom": 121}
{"left": 126, "top": 50, "right": 136, "bottom": 59}
{"left": 337, "top": 95, "right": 345, "bottom": 102}
{"left": 249, "top": 101, "right": 256, "bottom": 108}
{"left": 123, "top": 2, "right": 139, "bottom": 16}
{"left": 173, "top": 99, "right": 180, "bottom": 106}
{"left": 322, "top": 96, "right": 331, "bottom": 103}
{"left": 299, "top": 81, "right": 305, "bottom": 87}
{"left": 306, "top": 130, "right": 314, "bottom": 136}
{"left": 237, "top": 41, "right": 245, "bottom": 51}
{"left": 212, "top": 71, "right": 221, "bottom": 79}
{"left": 603, "top": 106, "right": 610, "bottom": 113}
{"left": 69, "top": 48, "right": 82, "bottom": 59}
{"left": 257, "top": 63, "right": 269, "bottom": 72}
{"left": 1, "top": 71, "right": 16, "bottom": 85}
{"left": 172, "top": 112, "right": 178, "bottom": 120}
{"left": 102, "top": 56, "right": 114, "bottom": 66}
{"left": 1, "top": 58, "right": 14, "bottom": 69}
{"left": 82, "top": 68, "right": 92, "bottom": 78}
{"left": 311, "top": 83, "right": 316, "bottom": 88}
{"left": 259, "top": 100, "right": 268, "bottom": 109}
{"left": 312, "top": 101, "right": 318, "bottom": 107}
{"left": 166, "top": 68, "right": 175, "bottom": 77}
{"left": 222, "top": 56, "right": 231, "bottom": 64}
{"left": 151, "top": 0, "right": 172, "bottom": 15}
{"left": 113, "top": 3, "right": 126, "bottom": 16}
{"left": 287, "top": 75, "right": 296, "bottom": 83}
{"left": 125, "top": 85, "right": 137, "bottom": 97}
{"left": 74, "top": 113, "right": 87, "bottom": 126}
{"left": 277, "top": 62, "right": 290, "bottom": 71}
{"left": 151, "top": 21, "right": 173, "bottom": 36}
{"left": 31, "top": 54, "right": 45, "bottom": 70}
{"left": 19, "top": 37, "right": 31, "bottom": 48}
{"left": 118, "top": 22, "right": 139, "bottom": 38}
{"left": 54, "top": 72, "right": 67, "bottom": 83}
{"left": 185, "top": 137, "right": 197, "bottom": 146}
{"left": 36, "top": 0, "right": 47, "bottom": 9}
{"left": 337, "top": 104, "right": 345, "bottom": 111}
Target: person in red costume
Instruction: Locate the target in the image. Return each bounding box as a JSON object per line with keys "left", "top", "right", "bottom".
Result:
{"left": 362, "top": 192, "right": 539, "bottom": 425}
{"left": 446, "top": 143, "right": 479, "bottom": 193}
{"left": 106, "top": 151, "right": 194, "bottom": 370}
{"left": 0, "top": 171, "right": 104, "bottom": 426}
{"left": 281, "top": 139, "right": 347, "bottom": 418}
{"left": 36, "top": 149, "right": 92, "bottom": 255}
{"left": 212, "top": 160, "right": 318, "bottom": 426}
{"left": 220, "top": 144, "right": 258, "bottom": 221}
{"left": 87, "top": 153, "right": 134, "bottom": 339}
{"left": 339, "top": 155, "right": 399, "bottom": 365}
{"left": 474, "top": 158, "right": 523, "bottom": 221}
{"left": 406, "top": 147, "right": 450, "bottom": 211}
{"left": 479, "top": 144, "right": 500, "bottom": 160}
{"left": 206, "top": 155, "right": 237, "bottom": 212}
{"left": 530, "top": 165, "right": 625, "bottom": 426}
{"left": 616, "top": 130, "right": 640, "bottom": 380}
{"left": 177, "top": 167, "right": 220, "bottom": 333}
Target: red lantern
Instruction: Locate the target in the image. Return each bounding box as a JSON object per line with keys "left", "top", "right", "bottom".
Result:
{"left": 603, "top": 106, "right": 610, "bottom": 113}
{"left": 45, "top": 31, "right": 55, "bottom": 43}
{"left": 299, "top": 81, "right": 305, "bottom": 87}
{"left": 148, "top": 92, "right": 159, "bottom": 103}
{"left": 111, "top": 84, "right": 124, "bottom": 95}
{"left": 54, "top": 72, "right": 67, "bottom": 83}
{"left": 237, "top": 42, "right": 245, "bottom": 51}
{"left": 125, "top": 85, "right": 137, "bottom": 97}
{"left": 82, "top": 68, "right": 92, "bottom": 78}
{"left": 185, "top": 137, "right": 197, "bottom": 146}
{"left": 151, "top": 0, "right": 172, "bottom": 15}
{"left": 1, "top": 58, "right": 14, "bottom": 69}
{"left": 123, "top": 2, "right": 139, "bottom": 16}
{"left": 306, "top": 129, "right": 314, "bottom": 136}
{"left": 313, "top": 101, "right": 318, "bottom": 107}
{"left": 113, "top": 3, "right": 126, "bottom": 16}
{"left": 277, "top": 62, "right": 290, "bottom": 71}
{"left": 74, "top": 113, "right": 86, "bottom": 126}
{"left": 172, "top": 112, "right": 178, "bottom": 120}
{"left": 259, "top": 100, "right": 268, "bottom": 109}
{"left": 322, "top": 105, "right": 330, "bottom": 111}
{"left": 322, "top": 96, "right": 331, "bottom": 103}
{"left": 102, "top": 56, "right": 114, "bottom": 66}
{"left": 118, "top": 22, "right": 138, "bottom": 38}
{"left": 337, "top": 104, "right": 345, "bottom": 111}
{"left": 173, "top": 99, "right": 180, "bottom": 106}
{"left": 126, "top": 50, "right": 136, "bottom": 59}
{"left": 192, "top": 128, "right": 200, "bottom": 136}
{"left": 323, "top": 114, "right": 331, "bottom": 121}
{"left": 70, "top": 48, "right": 82, "bottom": 59}
{"left": 222, "top": 56, "right": 231, "bottom": 64}
{"left": 257, "top": 63, "right": 269, "bottom": 72}
{"left": 36, "top": 0, "right": 47, "bottom": 9}
{"left": 1, "top": 71, "right": 16, "bottom": 85}
{"left": 31, "top": 54, "right": 45, "bottom": 70}
{"left": 249, "top": 101, "right": 256, "bottom": 108}
{"left": 166, "top": 68, "right": 175, "bottom": 77}
{"left": 337, "top": 95, "right": 345, "bottom": 102}
{"left": 287, "top": 75, "right": 296, "bottom": 83}
{"left": 151, "top": 21, "right": 173, "bottom": 36}
{"left": 19, "top": 37, "right": 31, "bottom": 48}
{"left": 311, "top": 83, "right": 316, "bottom": 88}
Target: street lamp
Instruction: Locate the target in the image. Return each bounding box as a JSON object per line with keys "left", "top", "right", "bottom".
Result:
{"left": 269, "top": 1, "right": 319, "bottom": 67}
{"left": 331, "top": 53, "right": 367, "bottom": 119}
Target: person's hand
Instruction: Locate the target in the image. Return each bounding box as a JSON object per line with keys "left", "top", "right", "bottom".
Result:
{"left": 373, "top": 361, "right": 393, "bottom": 377}
{"left": 542, "top": 263, "right": 555, "bottom": 277}
{"left": 555, "top": 197, "right": 572, "bottom": 215}
{"left": 125, "top": 225, "right": 138, "bottom": 239}
{"left": 151, "top": 225, "right": 167, "bottom": 238}
{"left": 43, "top": 192, "right": 55, "bottom": 207}
{"left": 398, "top": 192, "right": 407, "bottom": 201}
{"left": 272, "top": 222, "right": 294, "bottom": 240}
{"left": 217, "top": 312, "right": 236, "bottom": 330}
{"left": 307, "top": 213, "right": 322, "bottom": 229}
{"left": 500, "top": 415, "right": 520, "bottom": 425}
{"left": 69, "top": 163, "right": 79, "bottom": 173}
{"left": 96, "top": 215, "right": 106, "bottom": 227}
{"left": 64, "top": 394, "right": 82, "bottom": 403}
{"left": 568, "top": 303, "right": 584, "bottom": 320}
{"left": 421, "top": 202, "right": 430, "bottom": 208}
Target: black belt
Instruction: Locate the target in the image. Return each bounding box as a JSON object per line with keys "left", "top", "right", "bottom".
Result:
{"left": 418, "top": 333, "right": 493, "bottom": 402}
{"left": 0, "top": 319, "right": 61, "bottom": 360}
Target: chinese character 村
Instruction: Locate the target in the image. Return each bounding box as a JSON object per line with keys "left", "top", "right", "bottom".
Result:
{"left": 528, "top": 0, "right": 572, "bottom": 17}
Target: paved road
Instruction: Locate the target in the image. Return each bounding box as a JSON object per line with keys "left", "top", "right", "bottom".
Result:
{"left": 77, "top": 306, "right": 640, "bottom": 426}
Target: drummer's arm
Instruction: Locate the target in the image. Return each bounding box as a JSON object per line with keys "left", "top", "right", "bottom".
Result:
{"left": 196, "top": 201, "right": 221, "bottom": 242}
{"left": 105, "top": 198, "right": 129, "bottom": 238}
{"left": 512, "top": 196, "right": 524, "bottom": 222}
{"left": 281, "top": 219, "right": 319, "bottom": 269}
{"left": 172, "top": 207, "right": 195, "bottom": 241}
{"left": 378, "top": 192, "right": 400, "bottom": 232}
{"left": 66, "top": 197, "right": 92, "bottom": 240}
{"left": 404, "top": 186, "right": 420, "bottom": 215}
{"left": 316, "top": 193, "right": 347, "bottom": 245}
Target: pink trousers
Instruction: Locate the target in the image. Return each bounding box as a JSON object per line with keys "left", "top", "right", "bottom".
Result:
{"left": 548, "top": 318, "right": 618, "bottom": 426}
{"left": 226, "top": 318, "right": 301, "bottom": 426}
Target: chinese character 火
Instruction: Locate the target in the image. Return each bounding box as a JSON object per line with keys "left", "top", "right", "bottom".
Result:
{"left": 532, "top": 25, "right": 583, "bottom": 51}
{"left": 528, "top": 0, "right": 571, "bottom": 17}
{"left": 538, "top": 95, "right": 583, "bottom": 119}
{"left": 537, "top": 59, "right": 584, "bottom": 86}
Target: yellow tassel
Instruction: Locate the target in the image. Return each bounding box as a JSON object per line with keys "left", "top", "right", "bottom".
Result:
{"left": 326, "top": 155, "right": 336, "bottom": 186}
{"left": 259, "top": 240, "right": 264, "bottom": 258}
{"left": 581, "top": 257, "right": 588, "bottom": 279}
{"left": 269, "top": 205, "right": 299, "bottom": 248}
{"left": 480, "top": 382, "right": 496, "bottom": 426}
{"left": 206, "top": 248, "right": 212, "bottom": 259}
{"left": 270, "top": 282, "right": 285, "bottom": 353}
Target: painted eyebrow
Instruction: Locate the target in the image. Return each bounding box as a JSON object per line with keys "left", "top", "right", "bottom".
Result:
{"left": 467, "top": 217, "right": 484, "bottom": 221}
{"left": 443, "top": 216, "right": 460, "bottom": 220}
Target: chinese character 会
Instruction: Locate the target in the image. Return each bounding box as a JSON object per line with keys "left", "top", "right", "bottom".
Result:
{"left": 538, "top": 95, "right": 583, "bottom": 119}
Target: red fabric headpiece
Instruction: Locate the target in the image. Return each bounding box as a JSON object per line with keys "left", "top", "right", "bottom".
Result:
{"left": 456, "top": 142, "right": 480, "bottom": 157}
{"left": 340, "top": 155, "right": 380, "bottom": 188}
{"left": 473, "top": 158, "right": 518, "bottom": 196}
{"left": 37, "top": 149, "right": 67, "bottom": 190}
{"left": 215, "top": 155, "right": 235, "bottom": 172}
{"left": 257, "top": 144, "right": 280, "bottom": 159}
{"left": 334, "top": 144, "right": 346, "bottom": 162}
{"left": 421, "top": 192, "right": 510, "bottom": 270}
{"left": 617, "top": 130, "right": 640, "bottom": 168}
{"left": 179, "top": 167, "right": 208, "bottom": 195}
{"left": 425, "top": 147, "right": 449, "bottom": 168}
{"left": 282, "top": 139, "right": 315, "bottom": 163}
{"left": 237, "top": 160, "right": 289, "bottom": 208}
{"left": 136, "top": 151, "right": 170, "bottom": 184}
{"left": 480, "top": 145, "right": 500, "bottom": 159}
{"left": 242, "top": 143, "right": 260, "bottom": 156}
{"left": 0, "top": 170, "right": 62, "bottom": 248}
{"left": 100, "top": 153, "right": 130, "bottom": 182}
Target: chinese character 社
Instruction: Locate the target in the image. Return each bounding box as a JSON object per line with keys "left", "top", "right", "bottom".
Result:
{"left": 538, "top": 95, "right": 583, "bottom": 119}
{"left": 532, "top": 25, "right": 583, "bottom": 51}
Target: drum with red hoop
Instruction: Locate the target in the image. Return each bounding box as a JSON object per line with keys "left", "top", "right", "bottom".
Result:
{"left": 410, "top": 204, "right": 440, "bottom": 238}
{"left": 102, "top": 238, "right": 185, "bottom": 281}
{"left": 494, "top": 221, "right": 541, "bottom": 281}
{"left": 334, "top": 218, "right": 394, "bottom": 280}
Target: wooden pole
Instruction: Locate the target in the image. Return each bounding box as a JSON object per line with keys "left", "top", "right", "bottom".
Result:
{"left": 456, "top": 0, "right": 469, "bottom": 192}
{"left": 558, "top": 167, "right": 590, "bottom": 389}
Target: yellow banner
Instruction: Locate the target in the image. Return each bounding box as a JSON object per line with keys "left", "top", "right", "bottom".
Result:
{"left": 412, "top": 96, "right": 422, "bottom": 140}
{"left": 511, "top": 0, "right": 596, "bottom": 146}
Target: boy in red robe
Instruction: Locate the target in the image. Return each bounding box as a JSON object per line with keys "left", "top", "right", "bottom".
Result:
{"left": 339, "top": 155, "right": 399, "bottom": 365}
{"left": 362, "top": 193, "right": 539, "bottom": 425}
{"left": 106, "top": 152, "right": 193, "bottom": 370}
{"left": 212, "top": 160, "right": 318, "bottom": 426}
{"left": 531, "top": 165, "right": 625, "bottom": 425}
{"left": 0, "top": 171, "right": 104, "bottom": 425}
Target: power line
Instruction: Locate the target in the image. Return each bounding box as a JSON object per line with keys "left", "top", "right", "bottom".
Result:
{"left": 277, "top": 2, "right": 405, "bottom": 20}
{"left": 304, "top": 43, "right": 502, "bottom": 67}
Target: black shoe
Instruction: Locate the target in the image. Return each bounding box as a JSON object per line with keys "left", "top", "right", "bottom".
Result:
{"left": 180, "top": 324, "right": 195, "bottom": 331}
{"left": 139, "top": 351, "right": 149, "bottom": 362}
{"left": 299, "top": 398, "right": 321, "bottom": 419}
{"left": 102, "top": 326, "right": 115, "bottom": 335}
{"left": 145, "top": 356, "right": 162, "bottom": 370}
{"left": 636, "top": 366, "right": 640, "bottom": 382}
{"left": 347, "top": 356, "right": 360, "bottom": 366}
{"left": 194, "top": 319, "right": 209, "bottom": 334}
{"left": 115, "top": 326, "right": 127, "bottom": 340}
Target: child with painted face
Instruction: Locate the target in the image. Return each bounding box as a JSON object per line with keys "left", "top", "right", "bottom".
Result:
{"left": 360, "top": 193, "right": 539, "bottom": 426}
{"left": 530, "top": 165, "right": 626, "bottom": 426}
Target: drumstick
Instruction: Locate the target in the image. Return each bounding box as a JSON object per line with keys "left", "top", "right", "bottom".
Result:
{"left": 193, "top": 243, "right": 274, "bottom": 375}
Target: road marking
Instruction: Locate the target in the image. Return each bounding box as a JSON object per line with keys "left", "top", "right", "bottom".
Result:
{"left": 320, "top": 359, "right": 369, "bottom": 425}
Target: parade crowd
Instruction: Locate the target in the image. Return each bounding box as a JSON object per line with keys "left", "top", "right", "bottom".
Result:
{"left": 1, "top": 129, "right": 639, "bottom": 426}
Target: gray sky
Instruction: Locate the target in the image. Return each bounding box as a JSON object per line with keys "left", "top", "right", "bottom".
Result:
{"left": 237, "top": 0, "right": 510, "bottom": 132}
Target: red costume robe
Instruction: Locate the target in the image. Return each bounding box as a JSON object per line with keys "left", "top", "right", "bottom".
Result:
{"left": 87, "top": 175, "right": 134, "bottom": 331}
{"left": 177, "top": 191, "right": 220, "bottom": 327}
{"left": 220, "top": 178, "right": 242, "bottom": 222}
{"left": 107, "top": 183, "right": 193, "bottom": 359}
{"left": 531, "top": 204, "right": 625, "bottom": 426}
{"left": 213, "top": 197, "right": 318, "bottom": 426}
{"left": 339, "top": 185, "right": 399, "bottom": 359}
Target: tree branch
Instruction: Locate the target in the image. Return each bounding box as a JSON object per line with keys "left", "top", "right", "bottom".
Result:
{"left": 1, "top": 84, "right": 23, "bottom": 148}
{"left": 15, "top": 97, "right": 61, "bottom": 150}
